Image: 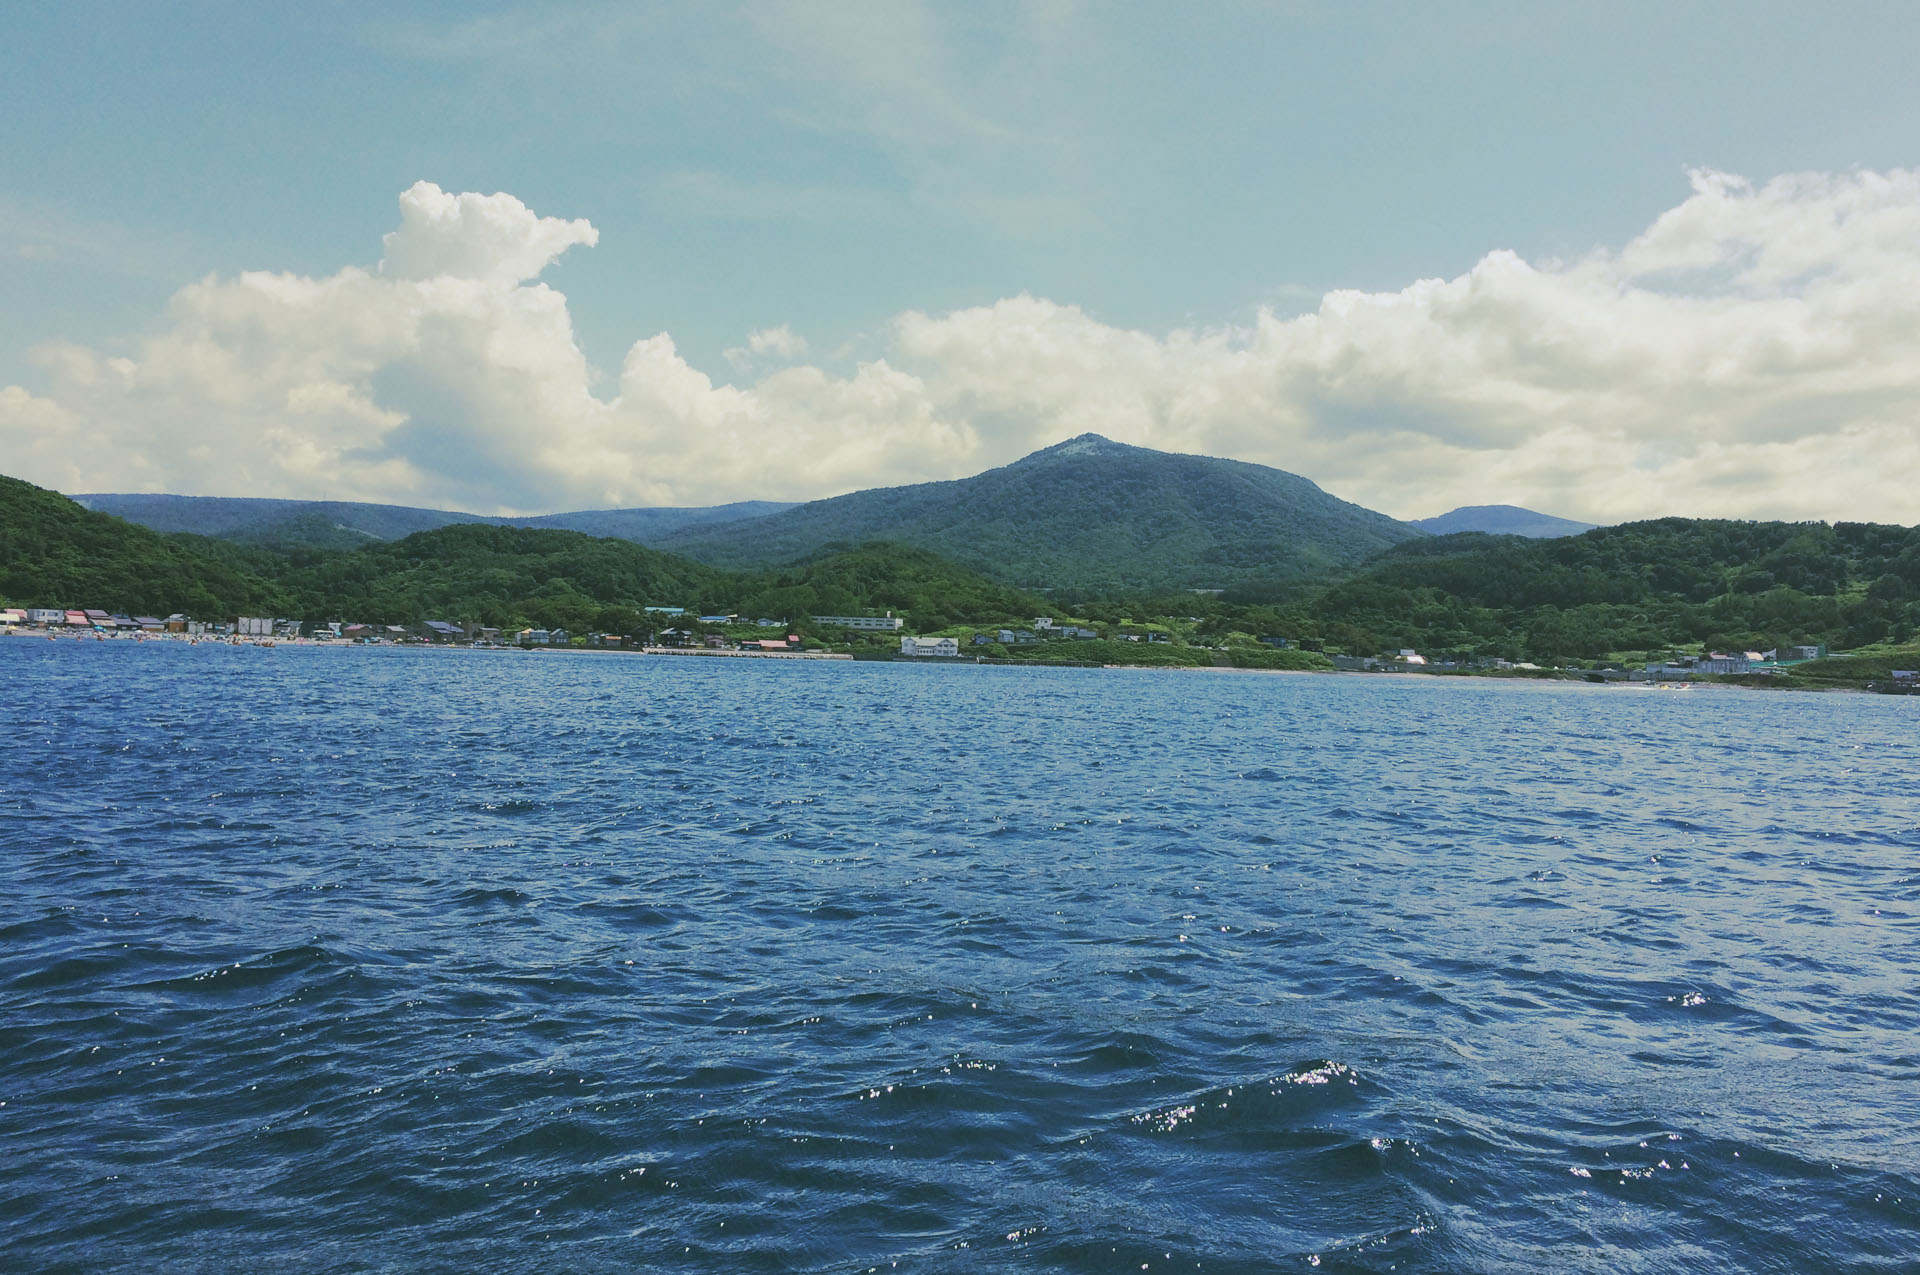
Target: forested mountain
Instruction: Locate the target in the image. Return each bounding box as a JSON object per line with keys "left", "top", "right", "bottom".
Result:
{"left": 20, "top": 464, "right": 1920, "bottom": 671}
{"left": 74, "top": 436, "right": 1421, "bottom": 592}
{"left": 1309, "top": 519, "right": 1920, "bottom": 660}
{"left": 1411, "top": 504, "right": 1596, "bottom": 538}
{"left": 5, "top": 473, "right": 1041, "bottom": 632}
{"left": 71, "top": 493, "right": 796, "bottom": 548}
{"left": 660, "top": 434, "right": 1424, "bottom": 591}
{"left": 0, "top": 476, "right": 290, "bottom": 615}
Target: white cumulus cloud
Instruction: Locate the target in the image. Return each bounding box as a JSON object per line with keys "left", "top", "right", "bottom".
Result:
{"left": 4, "top": 170, "right": 1920, "bottom": 525}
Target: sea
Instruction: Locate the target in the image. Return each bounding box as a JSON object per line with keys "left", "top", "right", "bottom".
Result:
{"left": 2, "top": 638, "right": 1917, "bottom": 1274}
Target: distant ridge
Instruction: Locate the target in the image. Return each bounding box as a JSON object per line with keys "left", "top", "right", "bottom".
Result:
{"left": 1411, "top": 504, "right": 1596, "bottom": 539}
{"left": 657, "top": 433, "right": 1424, "bottom": 592}
{"left": 70, "top": 494, "right": 798, "bottom": 548}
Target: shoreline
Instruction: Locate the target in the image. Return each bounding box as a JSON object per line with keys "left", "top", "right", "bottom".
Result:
{"left": 6, "top": 627, "right": 1898, "bottom": 695}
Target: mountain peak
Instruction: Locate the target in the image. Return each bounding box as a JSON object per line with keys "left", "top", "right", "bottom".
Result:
{"left": 1025, "top": 432, "right": 1137, "bottom": 461}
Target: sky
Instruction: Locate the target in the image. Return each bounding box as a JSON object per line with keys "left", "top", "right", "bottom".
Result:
{"left": 5, "top": 1, "right": 1920, "bottom": 524}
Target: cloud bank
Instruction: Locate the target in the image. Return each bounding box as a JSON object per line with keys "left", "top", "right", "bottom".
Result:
{"left": 6, "top": 170, "right": 1920, "bottom": 523}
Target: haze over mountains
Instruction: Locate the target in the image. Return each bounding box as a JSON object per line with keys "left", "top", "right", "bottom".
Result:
{"left": 69, "top": 436, "right": 1596, "bottom": 592}
{"left": 1411, "top": 505, "right": 1595, "bottom": 539}
{"left": 72, "top": 494, "right": 797, "bottom": 549}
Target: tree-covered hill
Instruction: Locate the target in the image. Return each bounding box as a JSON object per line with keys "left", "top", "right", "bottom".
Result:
{"left": 0, "top": 475, "right": 291, "bottom": 615}
{"left": 1309, "top": 518, "right": 1920, "bottom": 660}
{"left": 736, "top": 542, "right": 1050, "bottom": 634}
{"left": 659, "top": 433, "right": 1424, "bottom": 592}
{"left": 276, "top": 524, "right": 731, "bottom": 632}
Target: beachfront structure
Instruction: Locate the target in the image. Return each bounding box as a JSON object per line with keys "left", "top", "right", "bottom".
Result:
{"left": 812, "top": 614, "right": 904, "bottom": 632}
{"left": 0, "top": 609, "right": 24, "bottom": 627}
{"left": 900, "top": 636, "right": 959, "bottom": 658}
{"left": 26, "top": 609, "right": 62, "bottom": 626}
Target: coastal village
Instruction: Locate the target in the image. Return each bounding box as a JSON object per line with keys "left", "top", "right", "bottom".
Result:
{"left": 0, "top": 604, "right": 1123, "bottom": 661}
{"left": 6, "top": 602, "right": 1912, "bottom": 691}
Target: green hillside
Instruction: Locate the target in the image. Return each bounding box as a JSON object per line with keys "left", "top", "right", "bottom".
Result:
{"left": 0, "top": 475, "right": 290, "bottom": 615}
{"left": 276, "top": 524, "right": 731, "bottom": 632}
{"left": 659, "top": 434, "right": 1424, "bottom": 592}
{"left": 1308, "top": 518, "right": 1920, "bottom": 660}
{"left": 736, "top": 542, "right": 1049, "bottom": 634}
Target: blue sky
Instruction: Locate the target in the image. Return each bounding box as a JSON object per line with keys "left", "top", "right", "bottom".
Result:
{"left": 6, "top": 2, "right": 1920, "bottom": 521}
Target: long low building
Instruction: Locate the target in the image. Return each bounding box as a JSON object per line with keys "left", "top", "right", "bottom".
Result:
{"left": 812, "top": 614, "right": 904, "bottom": 631}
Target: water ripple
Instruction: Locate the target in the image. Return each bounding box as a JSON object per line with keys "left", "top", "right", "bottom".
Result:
{"left": 2, "top": 641, "right": 1917, "bottom": 1272}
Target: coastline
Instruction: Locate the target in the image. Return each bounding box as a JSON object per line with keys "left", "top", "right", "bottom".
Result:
{"left": 6, "top": 627, "right": 1894, "bottom": 694}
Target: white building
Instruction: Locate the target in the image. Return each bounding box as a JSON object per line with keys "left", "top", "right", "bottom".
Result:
{"left": 900, "top": 636, "right": 959, "bottom": 658}
{"left": 812, "top": 614, "right": 904, "bottom": 631}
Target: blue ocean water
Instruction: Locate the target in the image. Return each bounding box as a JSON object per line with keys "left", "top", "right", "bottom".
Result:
{"left": 2, "top": 640, "right": 1917, "bottom": 1273}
